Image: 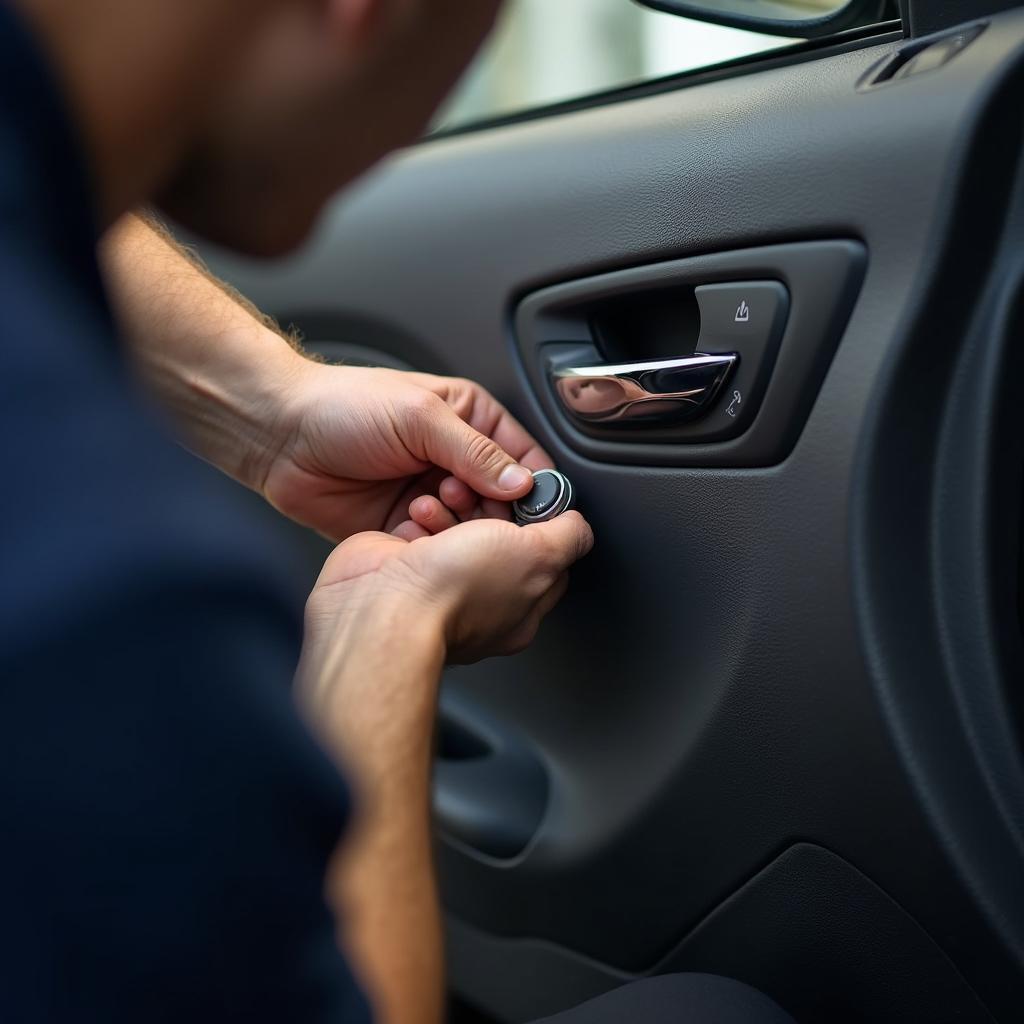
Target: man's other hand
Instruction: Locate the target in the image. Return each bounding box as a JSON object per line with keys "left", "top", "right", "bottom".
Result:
{"left": 304, "top": 511, "right": 593, "bottom": 673}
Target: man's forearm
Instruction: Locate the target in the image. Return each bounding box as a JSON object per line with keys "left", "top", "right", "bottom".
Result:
{"left": 99, "top": 213, "right": 304, "bottom": 488}
{"left": 300, "top": 590, "right": 448, "bottom": 1024}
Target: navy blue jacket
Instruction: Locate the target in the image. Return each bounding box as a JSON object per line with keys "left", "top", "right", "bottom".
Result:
{"left": 0, "top": 7, "right": 371, "bottom": 1021}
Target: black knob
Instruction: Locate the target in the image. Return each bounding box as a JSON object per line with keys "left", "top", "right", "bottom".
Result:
{"left": 513, "top": 470, "right": 575, "bottom": 526}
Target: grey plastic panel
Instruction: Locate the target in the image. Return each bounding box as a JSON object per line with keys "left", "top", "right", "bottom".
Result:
{"left": 202, "top": 9, "right": 1024, "bottom": 1023}
{"left": 907, "top": 0, "right": 1021, "bottom": 34}
{"left": 434, "top": 692, "right": 549, "bottom": 860}
{"left": 447, "top": 845, "right": 994, "bottom": 1024}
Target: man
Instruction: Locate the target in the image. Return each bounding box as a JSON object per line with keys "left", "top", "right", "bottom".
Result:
{"left": 0, "top": 1, "right": 794, "bottom": 1021}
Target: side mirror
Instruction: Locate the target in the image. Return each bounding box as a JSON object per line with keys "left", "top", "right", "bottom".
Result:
{"left": 631, "top": 0, "right": 898, "bottom": 39}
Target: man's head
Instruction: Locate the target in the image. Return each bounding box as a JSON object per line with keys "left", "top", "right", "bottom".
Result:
{"left": 21, "top": 0, "right": 503, "bottom": 255}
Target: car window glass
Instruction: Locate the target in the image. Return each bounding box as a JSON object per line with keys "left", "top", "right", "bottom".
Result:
{"left": 434, "top": 0, "right": 797, "bottom": 132}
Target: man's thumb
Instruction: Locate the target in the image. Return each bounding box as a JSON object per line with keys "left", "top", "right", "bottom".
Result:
{"left": 426, "top": 406, "right": 533, "bottom": 499}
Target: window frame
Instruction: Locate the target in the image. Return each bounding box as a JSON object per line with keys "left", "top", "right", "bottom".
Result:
{"left": 427, "top": 18, "right": 903, "bottom": 142}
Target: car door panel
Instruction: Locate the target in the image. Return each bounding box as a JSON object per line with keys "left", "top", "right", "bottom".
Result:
{"left": 446, "top": 844, "right": 995, "bottom": 1024}
{"left": 205, "top": 12, "right": 1024, "bottom": 1022}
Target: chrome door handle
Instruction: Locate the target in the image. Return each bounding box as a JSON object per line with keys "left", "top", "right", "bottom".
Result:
{"left": 552, "top": 353, "right": 737, "bottom": 425}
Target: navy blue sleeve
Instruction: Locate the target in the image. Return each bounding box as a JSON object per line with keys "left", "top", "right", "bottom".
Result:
{"left": 0, "top": 249, "right": 373, "bottom": 1022}
{"left": 1, "top": 579, "right": 371, "bottom": 1024}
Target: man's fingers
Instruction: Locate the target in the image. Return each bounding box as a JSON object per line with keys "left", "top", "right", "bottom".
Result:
{"left": 418, "top": 374, "right": 555, "bottom": 472}
{"left": 479, "top": 497, "right": 513, "bottom": 522}
{"left": 382, "top": 467, "right": 447, "bottom": 533}
{"left": 409, "top": 495, "right": 460, "bottom": 535}
{"left": 485, "top": 408, "right": 553, "bottom": 473}
{"left": 536, "top": 572, "right": 570, "bottom": 619}
{"left": 391, "top": 520, "right": 430, "bottom": 542}
{"left": 439, "top": 475, "right": 512, "bottom": 523}
{"left": 525, "top": 511, "right": 595, "bottom": 574}
{"left": 420, "top": 403, "right": 534, "bottom": 501}
{"left": 503, "top": 574, "right": 571, "bottom": 656}
{"left": 438, "top": 476, "right": 480, "bottom": 522}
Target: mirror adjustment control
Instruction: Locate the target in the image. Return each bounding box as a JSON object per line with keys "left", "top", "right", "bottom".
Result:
{"left": 513, "top": 470, "right": 575, "bottom": 525}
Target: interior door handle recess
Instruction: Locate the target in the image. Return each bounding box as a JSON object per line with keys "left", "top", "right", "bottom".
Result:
{"left": 515, "top": 241, "right": 866, "bottom": 466}
{"left": 553, "top": 353, "right": 737, "bottom": 425}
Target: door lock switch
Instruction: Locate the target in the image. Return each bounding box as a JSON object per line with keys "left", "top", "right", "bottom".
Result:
{"left": 693, "top": 281, "right": 789, "bottom": 439}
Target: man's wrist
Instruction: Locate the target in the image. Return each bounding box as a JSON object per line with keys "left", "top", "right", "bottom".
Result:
{"left": 102, "top": 214, "right": 313, "bottom": 491}
{"left": 181, "top": 323, "right": 309, "bottom": 490}
{"left": 300, "top": 583, "right": 448, "bottom": 779}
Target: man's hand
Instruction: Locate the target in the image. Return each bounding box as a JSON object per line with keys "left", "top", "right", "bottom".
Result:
{"left": 102, "top": 215, "right": 579, "bottom": 1024}
{"left": 261, "top": 363, "right": 551, "bottom": 542}
{"left": 102, "top": 215, "right": 549, "bottom": 542}
{"left": 302, "top": 510, "right": 593, "bottom": 685}
{"left": 299, "top": 512, "right": 593, "bottom": 1024}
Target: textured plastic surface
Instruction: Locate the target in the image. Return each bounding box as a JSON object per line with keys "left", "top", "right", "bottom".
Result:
{"left": 447, "top": 846, "right": 994, "bottom": 1023}
{"left": 434, "top": 693, "right": 549, "bottom": 860}
{"left": 202, "top": 9, "right": 1024, "bottom": 1022}
{"left": 906, "top": 0, "right": 1020, "bottom": 34}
